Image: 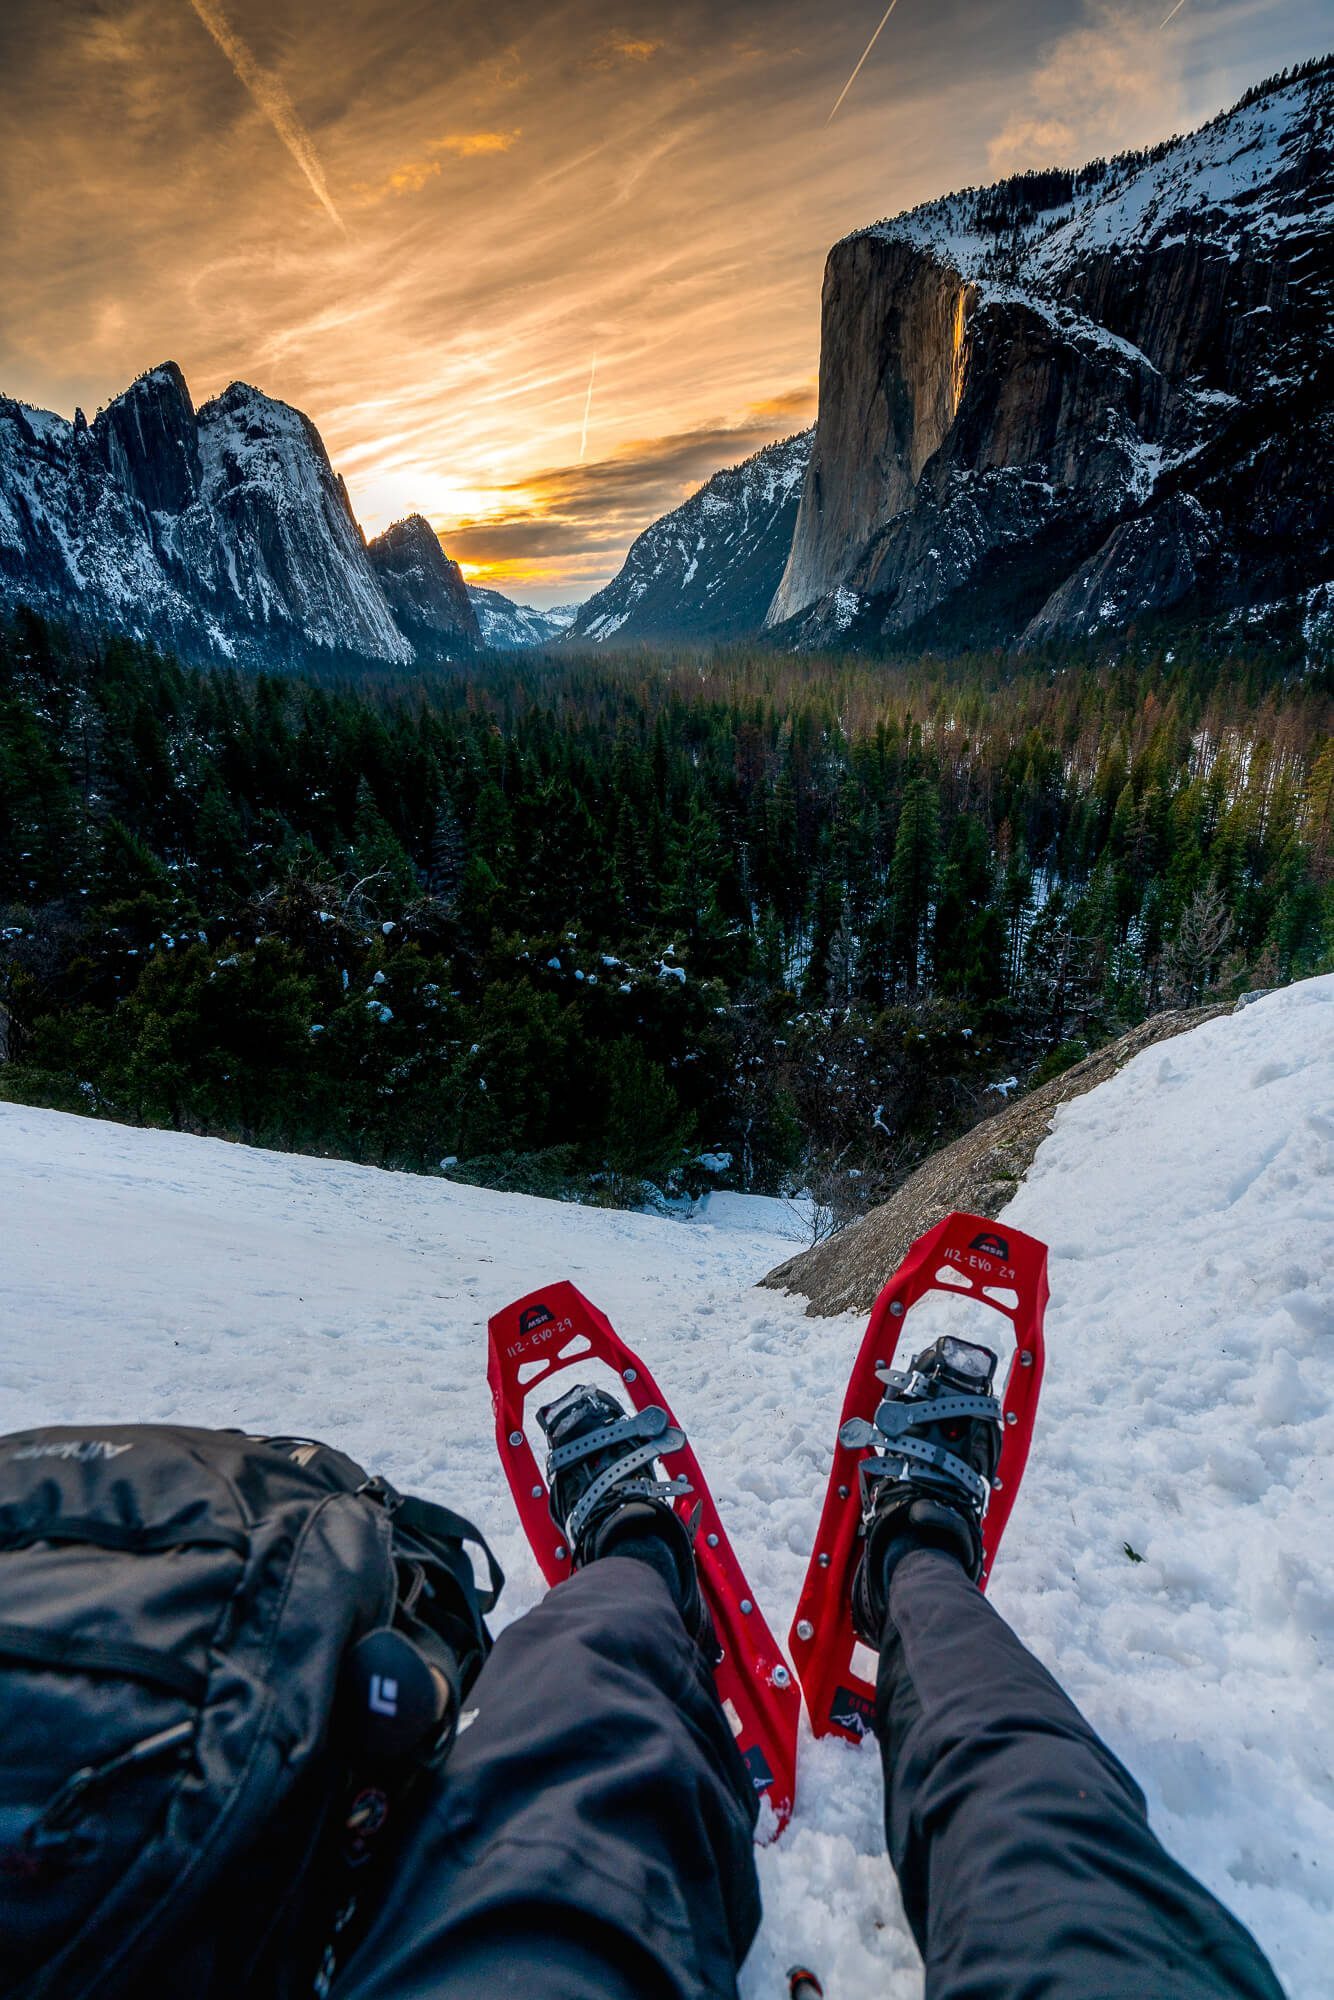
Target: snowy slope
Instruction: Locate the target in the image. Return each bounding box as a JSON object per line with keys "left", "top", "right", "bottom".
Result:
{"left": 569, "top": 430, "right": 813, "bottom": 645}
{"left": 467, "top": 583, "right": 575, "bottom": 648}
{"left": 2, "top": 975, "right": 1331, "bottom": 1997}
{"left": 881, "top": 69, "right": 1331, "bottom": 283}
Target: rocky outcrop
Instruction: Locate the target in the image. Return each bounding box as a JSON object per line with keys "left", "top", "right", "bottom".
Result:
{"left": 367, "top": 513, "right": 480, "bottom": 658}
{"left": 0, "top": 364, "right": 439, "bottom": 670}
{"left": 768, "top": 58, "right": 1334, "bottom": 649}
{"left": 568, "top": 430, "right": 812, "bottom": 644}
{"left": 1022, "top": 493, "right": 1218, "bottom": 643}
{"left": 761, "top": 1004, "right": 1229, "bottom": 1317}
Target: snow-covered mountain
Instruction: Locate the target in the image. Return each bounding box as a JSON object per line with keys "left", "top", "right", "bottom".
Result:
{"left": 567, "top": 430, "right": 812, "bottom": 644}
{"left": 2, "top": 974, "right": 1330, "bottom": 1997}
{"left": 770, "top": 57, "right": 1334, "bottom": 648}
{"left": 0, "top": 365, "right": 476, "bottom": 670}
{"left": 467, "top": 584, "right": 577, "bottom": 649}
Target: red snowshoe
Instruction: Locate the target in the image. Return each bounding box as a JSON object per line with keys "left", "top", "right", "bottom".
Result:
{"left": 790, "top": 1211, "right": 1048, "bottom": 1743}
{"left": 488, "top": 1281, "right": 799, "bottom": 1832}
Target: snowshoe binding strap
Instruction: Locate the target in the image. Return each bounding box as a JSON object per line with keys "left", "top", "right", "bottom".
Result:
{"left": 552, "top": 1403, "right": 693, "bottom": 1548}
{"left": 546, "top": 1402, "right": 678, "bottom": 1472}
{"left": 839, "top": 1421, "right": 994, "bottom": 1511}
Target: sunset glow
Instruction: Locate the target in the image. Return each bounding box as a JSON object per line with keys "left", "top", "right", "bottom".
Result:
{"left": 2, "top": 0, "right": 1325, "bottom": 603}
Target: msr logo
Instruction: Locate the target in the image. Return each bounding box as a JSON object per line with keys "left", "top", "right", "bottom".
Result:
{"left": 969, "top": 1232, "right": 1009, "bottom": 1260}
{"left": 519, "top": 1304, "right": 554, "bottom": 1334}
{"left": 743, "top": 1744, "right": 775, "bottom": 1793}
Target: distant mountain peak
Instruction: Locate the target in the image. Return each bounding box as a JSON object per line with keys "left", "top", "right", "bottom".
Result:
{"left": 0, "top": 366, "right": 486, "bottom": 669}
{"left": 466, "top": 583, "right": 576, "bottom": 649}
{"left": 368, "top": 514, "right": 480, "bottom": 653}
{"left": 567, "top": 428, "right": 814, "bottom": 645}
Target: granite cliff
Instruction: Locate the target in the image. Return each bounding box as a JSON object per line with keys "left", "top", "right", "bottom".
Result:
{"left": 768, "top": 58, "right": 1334, "bottom": 649}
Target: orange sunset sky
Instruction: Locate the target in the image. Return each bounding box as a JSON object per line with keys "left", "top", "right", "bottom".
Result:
{"left": 1, "top": 0, "right": 1327, "bottom": 604}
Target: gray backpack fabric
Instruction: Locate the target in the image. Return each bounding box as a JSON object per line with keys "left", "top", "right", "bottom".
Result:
{"left": 0, "top": 1424, "right": 501, "bottom": 2000}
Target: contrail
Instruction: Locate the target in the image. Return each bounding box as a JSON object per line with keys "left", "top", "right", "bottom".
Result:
{"left": 187, "top": 0, "right": 344, "bottom": 230}
{"left": 827, "top": 0, "right": 902, "bottom": 124}
{"left": 1158, "top": 0, "right": 1189, "bottom": 23}
{"left": 578, "top": 353, "right": 598, "bottom": 462}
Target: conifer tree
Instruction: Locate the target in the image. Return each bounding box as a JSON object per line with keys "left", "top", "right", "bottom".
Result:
{"left": 890, "top": 777, "right": 940, "bottom": 993}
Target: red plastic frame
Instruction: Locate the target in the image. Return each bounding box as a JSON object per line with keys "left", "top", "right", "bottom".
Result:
{"left": 488, "top": 1280, "right": 800, "bottom": 1832}
{"left": 790, "top": 1211, "right": 1048, "bottom": 1743}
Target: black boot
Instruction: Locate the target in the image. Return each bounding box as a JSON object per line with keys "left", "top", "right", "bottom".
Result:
{"left": 846, "top": 1333, "right": 1003, "bottom": 1644}
{"left": 537, "top": 1383, "right": 717, "bottom": 1657}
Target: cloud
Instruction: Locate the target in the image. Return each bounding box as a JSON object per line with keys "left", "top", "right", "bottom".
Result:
{"left": 185, "top": 0, "right": 344, "bottom": 231}
{"left": 385, "top": 158, "right": 440, "bottom": 195}
{"left": 432, "top": 130, "right": 521, "bottom": 156}
{"left": 595, "top": 33, "right": 664, "bottom": 67}
{"left": 986, "top": 4, "right": 1190, "bottom": 174}
{"left": 744, "top": 386, "right": 819, "bottom": 424}
{"left": 376, "top": 130, "right": 521, "bottom": 199}
{"left": 483, "top": 44, "right": 529, "bottom": 93}
{"left": 440, "top": 397, "right": 818, "bottom": 573}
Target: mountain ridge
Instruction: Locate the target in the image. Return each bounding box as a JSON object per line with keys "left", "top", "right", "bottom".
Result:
{"left": 0, "top": 364, "right": 486, "bottom": 670}
{"left": 566, "top": 429, "right": 812, "bottom": 644}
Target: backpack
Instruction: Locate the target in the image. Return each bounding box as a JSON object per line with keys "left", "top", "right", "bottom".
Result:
{"left": 0, "top": 1423, "right": 503, "bottom": 2000}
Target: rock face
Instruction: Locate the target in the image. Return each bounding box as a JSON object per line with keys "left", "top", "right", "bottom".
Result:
{"left": 567, "top": 430, "right": 812, "bottom": 644}
{"left": 768, "top": 58, "right": 1334, "bottom": 648}
{"left": 0, "top": 363, "right": 478, "bottom": 669}
{"left": 367, "top": 513, "right": 480, "bottom": 657}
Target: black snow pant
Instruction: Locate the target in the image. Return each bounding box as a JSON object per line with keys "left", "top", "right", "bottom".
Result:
{"left": 334, "top": 1557, "right": 761, "bottom": 2000}
{"left": 335, "top": 1547, "right": 1283, "bottom": 2000}
{"left": 878, "top": 1547, "right": 1285, "bottom": 2000}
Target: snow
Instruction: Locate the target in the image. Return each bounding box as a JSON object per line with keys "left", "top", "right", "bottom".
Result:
{"left": 832, "top": 585, "right": 861, "bottom": 632}
{"left": 874, "top": 74, "right": 1332, "bottom": 285}
{"left": 16, "top": 404, "right": 73, "bottom": 447}
{"left": 1, "top": 974, "right": 1331, "bottom": 1998}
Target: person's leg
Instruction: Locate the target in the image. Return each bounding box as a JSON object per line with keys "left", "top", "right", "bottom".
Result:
{"left": 332, "top": 1555, "right": 760, "bottom": 2000}
{"left": 877, "top": 1547, "right": 1284, "bottom": 2000}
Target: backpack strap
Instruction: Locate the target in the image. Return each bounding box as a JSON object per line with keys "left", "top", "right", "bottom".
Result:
{"left": 393, "top": 1495, "right": 505, "bottom": 1614}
